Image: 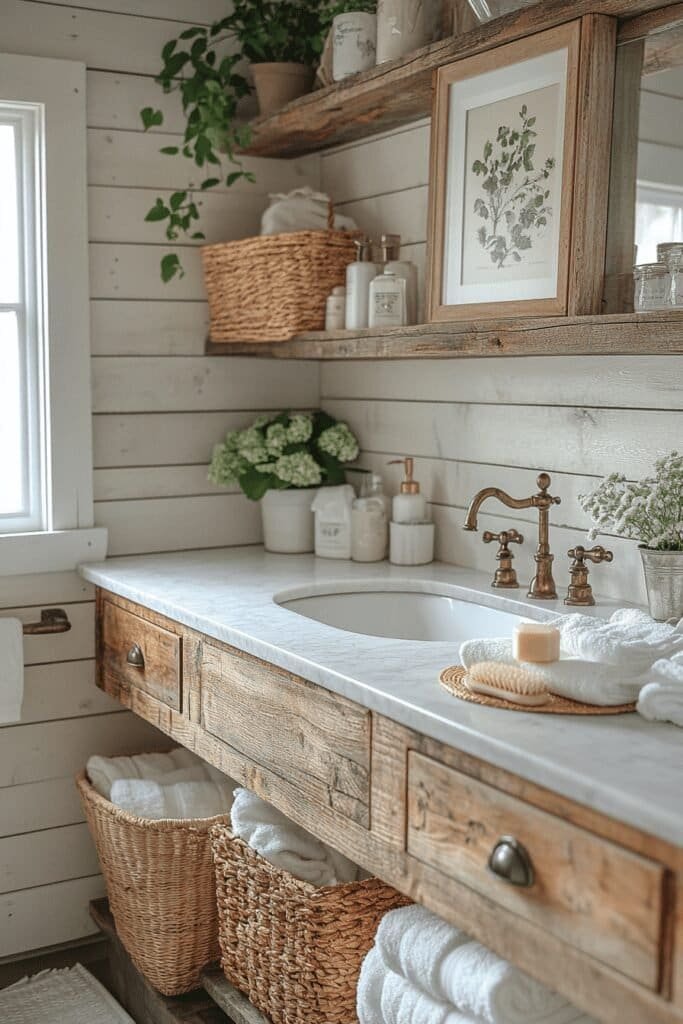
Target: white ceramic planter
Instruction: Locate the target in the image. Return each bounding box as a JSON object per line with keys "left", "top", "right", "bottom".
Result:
{"left": 376, "top": 0, "right": 440, "bottom": 64}
{"left": 332, "top": 12, "right": 377, "bottom": 81}
{"left": 260, "top": 488, "right": 317, "bottom": 553}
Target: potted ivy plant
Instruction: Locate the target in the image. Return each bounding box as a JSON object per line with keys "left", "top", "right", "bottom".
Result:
{"left": 141, "top": 1, "right": 377, "bottom": 281}
{"left": 208, "top": 410, "right": 360, "bottom": 553}
{"left": 580, "top": 451, "right": 683, "bottom": 621}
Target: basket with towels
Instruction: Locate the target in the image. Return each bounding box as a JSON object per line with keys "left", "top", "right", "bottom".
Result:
{"left": 211, "top": 787, "right": 410, "bottom": 1024}
{"left": 358, "top": 903, "right": 597, "bottom": 1024}
{"left": 77, "top": 747, "right": 235, "bottom": 996}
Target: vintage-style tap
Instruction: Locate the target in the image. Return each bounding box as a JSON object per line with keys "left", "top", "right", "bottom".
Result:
{"left": 463, "top": 472, "right": 561, "bottom": 599}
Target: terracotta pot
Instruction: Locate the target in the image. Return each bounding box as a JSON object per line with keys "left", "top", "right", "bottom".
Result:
{"left": 251, "top": 62, "right": 314, "bottom": 116}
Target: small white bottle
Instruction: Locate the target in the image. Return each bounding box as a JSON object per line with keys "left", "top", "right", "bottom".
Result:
{"left": 351, "top": 473, "right": 388, "bottom": 562}
{"left": 346, "top": 238, "right": 379, "bottom": 329}
{"left": 388, "top": 456, "right": 426, "bottom": 522}
{"left": 368, "top": 270, "right": 407, "bottom": 327}
{"left": 325, "top": 286, "right": 346, "bottom": 330}
{"left": 378, "top": 233, "right": 418, "bottom": 325}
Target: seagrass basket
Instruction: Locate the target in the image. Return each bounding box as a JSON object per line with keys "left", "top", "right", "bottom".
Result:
{"left": 210, "top": 824, "right": 411, "bottom": 1024}
{"left": 77, "top": 769, "right": 228, "bottom": 995}
{"left": 201, "top": 207, "right": 358, "bottom": 343}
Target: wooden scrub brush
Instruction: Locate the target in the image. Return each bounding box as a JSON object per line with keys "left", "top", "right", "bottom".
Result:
{"left": 465, "top": 661, "right": 550, "bottom": 707}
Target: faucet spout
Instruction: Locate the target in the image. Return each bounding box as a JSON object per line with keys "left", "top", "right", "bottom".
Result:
{"left": 463, "top": 473, "right": 561, "bottom": 599}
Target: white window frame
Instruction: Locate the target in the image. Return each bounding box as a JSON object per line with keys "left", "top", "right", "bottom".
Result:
{"left": 0, "top": 54, "right": 107, "bottom": 574}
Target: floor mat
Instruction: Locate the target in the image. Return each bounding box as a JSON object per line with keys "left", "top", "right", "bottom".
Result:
{"left": 0, "top": 963, "right": 134, "bottom": 1023}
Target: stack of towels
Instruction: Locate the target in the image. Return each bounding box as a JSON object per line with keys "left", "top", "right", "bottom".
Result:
{"left": 230, "top": 786, "right": 358, "bottom": 886}
{"left": 86, "top": 747, "right": 235, "bottom": 820}
{"left": 358, "top": 905, "right": 596, "bottom": 1024}
{"left": 460, "top": 608, "right": 683, "bottom": 724}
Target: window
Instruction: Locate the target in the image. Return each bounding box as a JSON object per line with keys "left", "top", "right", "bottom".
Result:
{"left": 0, "top": 54, "right": 106, "bottom": 573}
{"left": 636, "top": 182, "right": 683, "bottom": 264}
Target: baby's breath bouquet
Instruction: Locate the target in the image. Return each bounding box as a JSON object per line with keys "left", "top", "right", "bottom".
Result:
{"left": 209, "top": 410, "right": 359, "bottom": 501}
{"left": 580, "top": 451, "right": 683, "bottom": 551}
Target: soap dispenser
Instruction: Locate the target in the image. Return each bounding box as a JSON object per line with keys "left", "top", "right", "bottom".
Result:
{"left": 346, "top": 237, "right": 378, "bottom": 329}
{"left": 377, "top": 233, "right": 418, "bottom": 325}
{"left": 388, "top": 457, "right": 434, "bottom": 566}
{"left": 388, "top": 457, "right": 426, "bottom": 522}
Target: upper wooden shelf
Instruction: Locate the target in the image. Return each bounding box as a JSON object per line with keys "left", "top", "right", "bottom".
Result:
{"left": 242, "top": 0, "right": 680, "bottom": 158}
{"left": 206, "top": 311, "right": 683, "bottom": 359}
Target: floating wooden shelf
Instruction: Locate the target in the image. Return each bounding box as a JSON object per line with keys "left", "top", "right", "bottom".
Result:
{"left": 242, "top": 0, "right": 673, "bottom": 157}
{"left": 206, "top": 310, "right": 683, "bottom": 360}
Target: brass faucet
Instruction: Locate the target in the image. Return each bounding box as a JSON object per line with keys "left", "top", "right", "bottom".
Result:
{"left": 464, "top": 472, "right": 561, "bottom": 599}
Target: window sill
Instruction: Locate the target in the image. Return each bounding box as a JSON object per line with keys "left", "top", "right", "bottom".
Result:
{"left": 0, "top": 528, "right": 108, "bottom": 577}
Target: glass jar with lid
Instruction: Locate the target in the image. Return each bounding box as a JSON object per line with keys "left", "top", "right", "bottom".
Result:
{"left": 656, "top": 242, "right": 683, "bottom": 306}
{"left": 633, "top": 262, "right": 671, "bottom": 312}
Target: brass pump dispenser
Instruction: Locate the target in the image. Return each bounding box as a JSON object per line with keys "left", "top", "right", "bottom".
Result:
{"left": 388, "top": 457, "right": 426, "bottom": 522}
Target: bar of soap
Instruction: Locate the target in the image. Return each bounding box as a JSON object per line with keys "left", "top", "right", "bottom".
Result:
{"left": 513, "top": 622, "right": 560, "bottom": 664}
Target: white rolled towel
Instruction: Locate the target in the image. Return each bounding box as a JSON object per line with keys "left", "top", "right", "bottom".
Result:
{"left": 459, "top": 639, "right": 642, "bottom": 706}
{"left": 375, "top": 905, "right": 469, "bottom": 998}
{"left": 380, "top": 966, "right": 478, "bottom": 1024}
{"left": 87, "top": 747, "right": 202, "bottom": 799}
{"left": 438, "top": 941, "right": 595, "bottom": 1024}
{"left": 357, "top": 945, "right": 386, "bottom": 1024}
{"left": 637, "top": 652, "right": 683, "bottom": 726}
{"left": 110, "top": 778, "right": 234, "bottom": 820}
{"left": 230, "top": 787, "right": 357, "bottom": 886}
{"left": 553, "top": 608, "right": 683, "bottom": 672}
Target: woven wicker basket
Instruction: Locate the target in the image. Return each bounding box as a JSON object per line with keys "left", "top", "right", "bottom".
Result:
{"left": 77, "top": 770, "right": 228, "bottom": 996}
{"left": 210, "top": 824, "right": 410, "bottom": 1024}
{"left": 201, "top": 207, "right": 358, "bottom": 343}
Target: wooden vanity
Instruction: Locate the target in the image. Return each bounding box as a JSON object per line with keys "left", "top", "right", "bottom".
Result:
{"left": 95, "top": 586, "right": 683, "bottom": 1024}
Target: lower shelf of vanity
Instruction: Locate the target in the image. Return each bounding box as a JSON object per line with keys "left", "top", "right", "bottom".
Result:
{"left": 95, "top": 587, "right": 683, "bottom": 1024}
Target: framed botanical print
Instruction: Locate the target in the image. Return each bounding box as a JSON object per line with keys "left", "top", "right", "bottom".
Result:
{"left": 427, "top": 21, "right": 587, "bottom": 321}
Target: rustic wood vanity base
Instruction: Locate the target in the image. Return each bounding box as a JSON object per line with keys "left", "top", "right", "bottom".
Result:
{"left": 96, "top": 588, "right": 683, "bottom": 1024}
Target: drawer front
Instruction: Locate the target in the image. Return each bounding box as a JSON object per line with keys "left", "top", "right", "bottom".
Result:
{"left": 407, "top": 752, "right": 664, "bottom": 989}
{"left": 200, "top": 643, "right": 371, "bottom": 827}
{"left": 101, "top": 600, "right": 181, "bottom": 710}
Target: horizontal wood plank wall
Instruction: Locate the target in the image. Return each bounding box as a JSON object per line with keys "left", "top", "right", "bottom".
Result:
{"left": 319, "top": 124, "right": 683, "bottom": 606}
{"left": 0, "top": 0, "right": 321, "bottom": 959}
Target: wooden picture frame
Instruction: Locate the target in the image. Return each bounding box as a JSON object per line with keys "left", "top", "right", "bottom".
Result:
{"left": 427, "top": 17, "right": 616, "bottom": 322}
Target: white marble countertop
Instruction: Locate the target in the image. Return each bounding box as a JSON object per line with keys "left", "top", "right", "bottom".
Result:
{"left": 80, "top": 547, "right": 683, "bottom": 847}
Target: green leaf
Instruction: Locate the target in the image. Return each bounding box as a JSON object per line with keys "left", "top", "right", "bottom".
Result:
{"left": 140, "top": 107, "right": 164, "bottom": 130}
{"left": 226, "top": 171, "right": 243, "bottom": 186}
{"left": 145, "top": 199, "right": 170, "bottom": 222}
{"left": 160, "top": 253, "right": 183, "bottom": 282}
{"left": 170, "top": 190, "right": 186, "bottom": 211}
{"left": 159, "top": 145, "right": 179, "bottom": 155}
{"left": 191, "top": 231, "right": 206, "bottom": 239}
{"left": 200, "top": 177, "right": 220, "bottom": 190}
{"left": 161, "top": 40, "right": 177, "bottom": 62}
{"left": 179, "top": 26, "right": 205, "bottom": 39}
{"left": 239, "top": 468, "right": 275, "bottom": 501}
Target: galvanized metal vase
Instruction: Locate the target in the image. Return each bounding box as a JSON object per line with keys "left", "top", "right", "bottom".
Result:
{"left": 639, "top": 547, "right": 683, "bottom": 622}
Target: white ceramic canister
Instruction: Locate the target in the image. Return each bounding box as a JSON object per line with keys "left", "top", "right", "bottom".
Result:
{"left": 260, "top": 487, "right": 317, "bottom": 553}
{"left": 332, "top": 12, "right": 377, "bottom": 81}
{"left": 376, "top": 0, "right": 440, "bottom": 64}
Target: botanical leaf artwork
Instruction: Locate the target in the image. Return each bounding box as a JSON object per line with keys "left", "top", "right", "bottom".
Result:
{"left": 472, "top": 104, "right": 555, "bottom": 269}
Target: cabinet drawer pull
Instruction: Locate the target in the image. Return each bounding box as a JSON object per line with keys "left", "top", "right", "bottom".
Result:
{"left": 488, "top": 835, "right": 534, "bottom": 887}
{"left": 126, "top": 643, "right": 145, "bottom": 669}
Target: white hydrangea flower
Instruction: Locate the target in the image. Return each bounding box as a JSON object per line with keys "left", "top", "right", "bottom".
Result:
{"left": 287, "top": 413, "right": 313, "bottom": 444}
{"left": 274, "top": 452, "right": 322, "bottom": 488}
{"left": 266, "top": 423, "right": 288, "bottom": 454}
{"left": 317, "top": 423, "right": 359, "bottom": 463}
{"left": 241, "top": 444, "right": 269, "bottom": 465}
{"left": 208, "top": 441, "right": 247, "bottom": 487}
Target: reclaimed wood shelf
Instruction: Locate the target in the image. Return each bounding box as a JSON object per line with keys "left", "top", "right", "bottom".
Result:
{"left": 242, "top": 0, "right": 675, "bottom": 157}
{"left": 206, "top": 310, "right": 683, "bottom": 360}
{"left": 89, "top": 899, "right": 267, "bottom": 1024}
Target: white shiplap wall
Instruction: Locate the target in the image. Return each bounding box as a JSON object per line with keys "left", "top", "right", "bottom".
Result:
{"left": 319, "top": 121, "right": 683, "bottom": 606}
{"left": 0, "top": 0, "right": 320, "bottom": 959}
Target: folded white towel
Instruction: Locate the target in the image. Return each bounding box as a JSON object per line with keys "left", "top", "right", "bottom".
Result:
{"left": 553, "top": 608, "right": 683, "bottom": 672}
{"left": 357, "top": 945, "right": 386, "bottom": 1024}
{"left": 110, "top": 778, "right": 233, "bottom": 819}
{"left": 637, "top": 652, "right": 683, "bottom": 726}
{"left": 375, "top": 905, "right": 470, "bottom": 998}
{"left": 87, "top": 747, "right": 205, "bottom": 799}
{"left": 231, "top": 787, "right": 357, "bottom": 886}
{"left": 0, "top": 617, "right": 24, "bottom": 725}
{"left": 438, "top": 941, "right": 594, "bottom": 1024}
{"left": 459, "top": 639, "right": 642, "bottom": 706}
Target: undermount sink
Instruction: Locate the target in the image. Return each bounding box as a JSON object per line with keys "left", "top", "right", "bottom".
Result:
{"left": 275, "top": 587, "right": 525, "bottom": 642}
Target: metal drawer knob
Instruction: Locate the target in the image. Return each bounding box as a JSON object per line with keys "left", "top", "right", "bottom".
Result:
{"left": 126, "top": 643, "right": 145, "bottom": 669}
{"left": 488, "top": 835, "right": 534, "bottom": 887}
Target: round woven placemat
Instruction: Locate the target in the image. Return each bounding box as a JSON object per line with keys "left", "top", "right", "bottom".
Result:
{"left": 440, "top": 666, "right": 636, "bottom": 715}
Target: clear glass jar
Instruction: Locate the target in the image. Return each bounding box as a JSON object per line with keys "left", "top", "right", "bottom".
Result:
{"left": 656, "top": 243, "right": 683, "bottom": 306}
{"left": 633, "top": 263, "right": 671, "bottom": 312}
